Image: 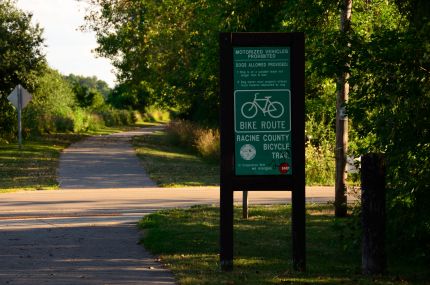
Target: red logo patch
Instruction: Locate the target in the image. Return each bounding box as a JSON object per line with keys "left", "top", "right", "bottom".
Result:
{"left": 279, "top": 163, "right": 289, "bottom": 174}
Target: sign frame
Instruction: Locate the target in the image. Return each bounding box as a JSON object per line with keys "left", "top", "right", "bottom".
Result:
{"left": 220, "top": 32, "right": 305, "bottom": 271}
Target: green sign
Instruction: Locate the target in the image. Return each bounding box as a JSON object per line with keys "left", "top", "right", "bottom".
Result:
{"left": 234, "top": 47, "right": 292, "bottom": 175}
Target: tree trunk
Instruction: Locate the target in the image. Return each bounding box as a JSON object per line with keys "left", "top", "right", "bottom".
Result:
{"left": 335, "top": 0, "right": 352, "bottom": 217}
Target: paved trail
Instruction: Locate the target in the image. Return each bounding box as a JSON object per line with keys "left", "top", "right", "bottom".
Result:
{"left": 59, "top": 128, "right": 158, "bottom": 189}
{"left": 0, "top": 127, "right": 343, "bottom": 284}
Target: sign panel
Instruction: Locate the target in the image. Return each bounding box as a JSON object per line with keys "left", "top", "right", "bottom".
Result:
{"left": 7, "top": 85, "right": 32, "bottom": 109}
{"left": 233, "top": 47, "right": 292, "bottom": 175}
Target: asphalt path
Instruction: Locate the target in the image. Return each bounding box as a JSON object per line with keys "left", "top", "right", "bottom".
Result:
{"left": 0, "top": 127, "right": 345, "bottom": 284}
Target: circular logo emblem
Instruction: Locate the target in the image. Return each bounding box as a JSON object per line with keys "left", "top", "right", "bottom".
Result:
{"left": 240, "top": 144, "right": 256, "bottom": 161}
{"left": 279, "top": 163, "right": 289, "bottom": 174}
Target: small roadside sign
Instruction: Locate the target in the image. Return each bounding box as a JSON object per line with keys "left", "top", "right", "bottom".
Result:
{"left": 7, "top": 84, "right": 33, "bottom": 147}
{"left": 7, "top": 85, "right": 32, "bottom": 109}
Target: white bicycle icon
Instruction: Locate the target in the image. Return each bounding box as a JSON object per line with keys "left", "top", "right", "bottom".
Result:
{"left": 241, "top": 93, "right": 284, "bottom": 119}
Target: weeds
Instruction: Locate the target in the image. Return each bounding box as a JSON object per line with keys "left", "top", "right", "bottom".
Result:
{"left": 166, "top": 120, "right": 220, "bottom": 162}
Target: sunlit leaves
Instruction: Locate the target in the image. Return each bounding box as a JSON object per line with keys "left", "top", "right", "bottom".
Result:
{"left": 0, "top": 0, "right": 45, "bottom": 142}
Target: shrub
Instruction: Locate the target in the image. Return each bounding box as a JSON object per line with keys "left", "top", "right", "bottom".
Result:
{"left": 118, "top": 109, "right": 134, "bottom": 125}
{"left": 305, "top": 143, "right": 335, "bottom": 185}
{"left": 166, "top": 120, "right": 220, "bottom": 162}
{"left": 195, "top": 128, "right": 220, "bottom": 162}
{"left": 142, "top": 106, "right": 170, "bottom": 122}
{"left": 97, "top": 107, "right": 136, "bottom": 127}
{"left": 85, "top": 113, "right": 104, "bottom": 131}
{"left": 166, "top": 120, "right": 196, "bottom": 148}
{"left": 71, "top": 108, "right": 88, "bottom": 132}
{"left": 54, "top": 114, "right": 75, "bottom": 132}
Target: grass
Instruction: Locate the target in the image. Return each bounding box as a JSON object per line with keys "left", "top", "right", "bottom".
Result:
{"left": 0, "top": 126, "right": 127, "bottom": 193}
{"left": 133, "top": 131, "right": 219, "bottom": 187}
{"left": 139, "top": 204, "right": 429, "bottom": 285}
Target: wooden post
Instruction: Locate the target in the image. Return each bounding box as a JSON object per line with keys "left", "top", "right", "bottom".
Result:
{"left": 220, "top": 182, "right": 234, "bottom": 271}
{"left": 219, "top": 32, "right": 234, "bottom": 271}
{"left": 361, "top": 153, "right": 386, "bottom": 275}
{"left": 242, "top": 191, "right": 248, "bottom": 219}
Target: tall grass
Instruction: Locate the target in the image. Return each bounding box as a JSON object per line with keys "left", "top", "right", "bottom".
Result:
{"left": 194, "top": 128, "right": 220, "bottom": 162}
{"left": 305, "top": 143, "right": 335, "bottom": 185}
{"left": 166, "top": 120, "right": 220, "bottom": 162}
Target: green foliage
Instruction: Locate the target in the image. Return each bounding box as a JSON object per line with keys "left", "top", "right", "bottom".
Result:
{"left": 24, "top": 67, "right": 77, "bottom": 134}
{"left": 141, "top": 105, "right": 170, "bottom": 123}
{"left": 84, "top": 0, "right": 285, "bottom": 123}
{"left": 349, "top": 20, "right": 430, "bottom": 259}
{"left": 96, "top": 107, "right": 136, "bottom": 127}
{"left": 64, "top": 74, "right": 111, "bottom": 109}
{"left": 0, "top": 0, "right": 45, "bottom": 142}
{"left": 64, "top": 74, "right": 111, "bottom": 98}
{"left": 305, "top": 143, "right": 335, "bottom": 186}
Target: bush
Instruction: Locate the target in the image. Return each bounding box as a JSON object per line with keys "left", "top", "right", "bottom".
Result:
{"left": 142, "top": 106, "right": 170, "bottom": 122}
{"left": 23, "top": 68, "right": 78, "bottom": 134}
{"left": 305, "top": 143, "right": 335, "bottom": 185}
{"left": 54, "top": 114, "right": 75, "bottom": 132}
{"left": 97, "top": 107, "right": 136, "bottom": 127}
{"left": 195, "top": 128, "right": 220, "bottom": 162}
{"left": 71, "top": 108, "right": 88, "bottom": 132}
{"left": 166, "top": 120, "right": 220, "bottom": 162}
{"left": 166, "top": 120, "right": 196, "bottom": 148}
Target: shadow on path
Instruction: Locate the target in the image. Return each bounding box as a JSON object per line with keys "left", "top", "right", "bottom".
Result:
{"left": 59, "top": 128, "right": 161, "bottom": 189}
{"left": 0, "top": 222, "right": 175, "bottom": 285}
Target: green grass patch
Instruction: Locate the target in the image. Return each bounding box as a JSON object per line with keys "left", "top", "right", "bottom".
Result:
{"left": 133, "top": 131, "right": 219, "bottom": 187}
{"left": 139, "top": 204, "right": 429, "bottom": 285}
{"left": 0, "top": 126, "right": 127, "bottom": 193}
{"left": 0, "top": 134, "right": 84, "bottom": 193}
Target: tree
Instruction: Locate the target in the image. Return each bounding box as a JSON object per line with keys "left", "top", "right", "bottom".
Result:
{"left": 83, "top": 0, "right": 285, "bottom": 123}
{"left": 25, "top": 67, "right": 78, "bottom": 133}
{"left": 64, "top": 74, "right": 110, "bottom": 109}
{"left": 335, "top": 0, "right": 352, "bottom": 217}
{"left": 0, "top": 0, "right": 45, "bottom": 141}
{"left": 349, "top": 0, "right": 430, "bottom": 259}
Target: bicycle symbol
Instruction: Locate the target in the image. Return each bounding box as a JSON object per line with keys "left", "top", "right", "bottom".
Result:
{"left": 241, "top": 93, "right": 284, "bottom": 119}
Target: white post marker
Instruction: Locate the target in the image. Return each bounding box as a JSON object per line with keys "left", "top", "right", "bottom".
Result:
{"left": 7, "top": 84, "right": 32, "bottom": 147}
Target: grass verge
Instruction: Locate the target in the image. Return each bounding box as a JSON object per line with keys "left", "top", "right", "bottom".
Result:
{"left": 133, "top": 131, "right": 219, "bottom": 187}
{"left": 139, "top": 204, "right": 429, "bottom": 285}
{"left": 0, "top": 126, "right": 127, "bottom": 193}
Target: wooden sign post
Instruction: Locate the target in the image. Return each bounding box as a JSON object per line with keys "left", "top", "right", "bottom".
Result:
{"left": 219, "top": 32, "right": 305, "bottom": 271}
